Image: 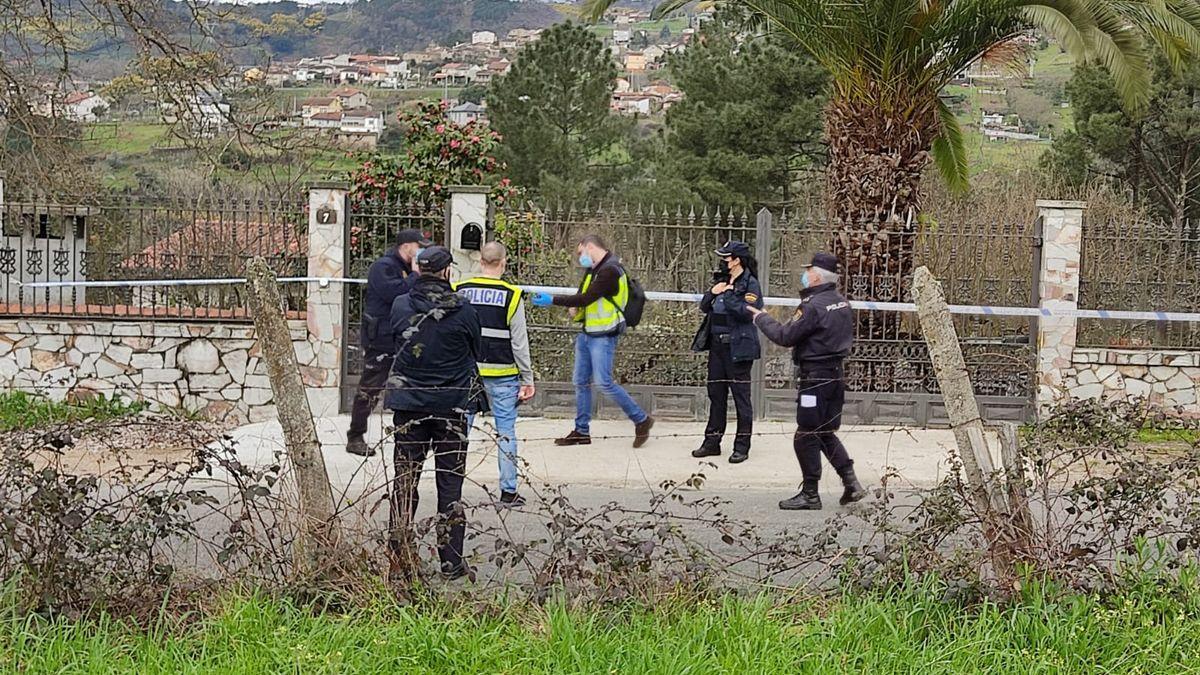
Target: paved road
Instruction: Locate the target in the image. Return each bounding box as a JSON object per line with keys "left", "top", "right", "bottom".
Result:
{"left": 207, "top": 415, "right": 958, "bottom": 586}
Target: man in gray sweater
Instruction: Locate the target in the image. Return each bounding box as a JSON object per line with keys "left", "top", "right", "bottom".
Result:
{"left": 456, "top": 242, "right": 536, "bottom": 507}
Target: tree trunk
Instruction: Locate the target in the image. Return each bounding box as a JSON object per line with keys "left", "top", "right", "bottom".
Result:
{"left": 823, "top": 88, "right": 939, "bottom": 390}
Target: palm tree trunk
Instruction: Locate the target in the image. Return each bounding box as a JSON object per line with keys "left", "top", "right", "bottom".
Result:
{"left": 824, "top": 92, "right": 936, "bottom": 331}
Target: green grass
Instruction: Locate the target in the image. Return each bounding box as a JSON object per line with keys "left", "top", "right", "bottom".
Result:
{"left": 84, "top": 123, "right": 177, "bottom": 156}
{"left": 5, "top": 582, "right": 1200, "bottom": 673}
{"left": 0, "top": 391, "right": 148, "bottom": 432}
{"left": 1137, "top": 427, "right": 1200, "bottom": 445}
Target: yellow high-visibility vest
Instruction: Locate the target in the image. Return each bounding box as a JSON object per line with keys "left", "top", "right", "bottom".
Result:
{"left": 580, "top": 268, "right": 629, "bottom": 335}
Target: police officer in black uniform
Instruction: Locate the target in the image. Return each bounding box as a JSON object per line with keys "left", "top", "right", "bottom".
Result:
{"left": 386, "top": 246, "right": 482, "bottom": 580}
{"left": 347, "top": 228, "right": 432, "bottom": 457}
{"left": 691, "top": 241, "right": 763, "bottom": 463}
{"left": 748, "top": 252, "right": 867, "bottom": 510}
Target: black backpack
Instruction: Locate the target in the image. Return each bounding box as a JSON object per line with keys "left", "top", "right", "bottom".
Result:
{"left": 618, "top": 276, "right": 646, "bottom": 329}
{"left": 589, "top": 258, "right": 646, "bottom": 329}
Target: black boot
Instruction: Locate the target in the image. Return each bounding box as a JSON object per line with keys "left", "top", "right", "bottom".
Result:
{"left": 779, "top": 483, "right": 822, "bottom": 511}
{"left": 346, "top": 436, "right": 374, "bottom": 457}
{"left": 838, "top": 467, "right": 867, "bottom": 506}
{"left": 692, "top": 444, "right": 720, "bottom": 458}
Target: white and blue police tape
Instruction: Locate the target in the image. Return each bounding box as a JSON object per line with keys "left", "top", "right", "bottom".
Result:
{"left": 17, "top": 278, "right": 1200, "bottom": 323}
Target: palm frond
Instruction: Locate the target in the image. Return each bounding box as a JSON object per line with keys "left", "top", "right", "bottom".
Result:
{"left": 930, "top": 98, "right": 969, "bottom": 193}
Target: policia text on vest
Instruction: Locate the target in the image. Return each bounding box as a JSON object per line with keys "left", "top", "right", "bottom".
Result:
{"left": 456, "top": 279, "right": 527, "bottom": 378}
{"left": 455, "top": 249, "right": 536, "bottom": 507}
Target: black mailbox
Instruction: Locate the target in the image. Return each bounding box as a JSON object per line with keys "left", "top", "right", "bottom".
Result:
{"left": 461, "top": 221, "right": 484, "bottom": 251}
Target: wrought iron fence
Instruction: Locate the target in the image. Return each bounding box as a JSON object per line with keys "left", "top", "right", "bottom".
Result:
{"left": 0, "top": 194, "right": 307, "bottom": 321}
{"left": 341, "top": 200, "right": 447, "bottom": 407}
{"left": 1078, "top": 216, "right": 1200, "bottom": 348}
{"left": 500, "top": 201, "right": 1038, "bottom": 401}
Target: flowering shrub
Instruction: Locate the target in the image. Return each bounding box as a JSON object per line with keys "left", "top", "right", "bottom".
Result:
{"left": 349, "top": 100, "right": 518, "bottom": 210}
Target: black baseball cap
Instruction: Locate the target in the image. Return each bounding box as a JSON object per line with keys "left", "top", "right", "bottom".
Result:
{"left": 416, "top": 245, "right": 454, "bottom": 273}
{"left": 715, "top": 240, "right": 751, "bottom": 258}
{"left": 802, "top": 252, "right": 839, "bottom": 273}
{"left": 396, "top": 228, "right": 434, "bottom": 246}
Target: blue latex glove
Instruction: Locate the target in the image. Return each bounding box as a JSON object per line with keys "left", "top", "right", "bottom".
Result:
{"left": 530, "top": 292, "right": 554, "bottom": 307}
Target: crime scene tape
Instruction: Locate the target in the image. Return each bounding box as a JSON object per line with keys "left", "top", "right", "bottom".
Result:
{"left": 17, "top": 277, "right": 1200, "bottom": 323}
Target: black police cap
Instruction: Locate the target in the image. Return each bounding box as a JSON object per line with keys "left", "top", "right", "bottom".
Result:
{"left": 416, "top": 245, "right": 454, "bottom": 273}
{"left": 802, "top": 251, "right": 839, "bottom": 273}
{"left": 714, "top": 240, "right": 751, "bottom": 258}
{"left": 396, "top": 228, "right": 434, "bottom": 247}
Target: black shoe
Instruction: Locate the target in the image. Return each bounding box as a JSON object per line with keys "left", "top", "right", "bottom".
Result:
{"left": 346, "top": 436, "right": 374, "bottom": 457}
{"left": 779, "top": 491, "right": 822, "bottom": 511}
{"left": 440, "top": 561, "right": 471, "bottom": 581}
{"left": 840, "top": 478, "right": 867, "bottom": 506}
{"left": 633, "top": 417, "right": 655, "bottom": 448}
{"left": 499, "top": 491, "right": 527, "bottom": 508}
{"left": 692, "top": 445, "right": 720, "bottom": 458}
{"left": 554, "top": 430, "right": 592, "bottom": 446}
{"left": 729, "top": 451, "right": 749, "bottom": 464}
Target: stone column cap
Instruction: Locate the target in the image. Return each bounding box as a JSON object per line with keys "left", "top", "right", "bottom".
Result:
{"left": 307, "top": 180, "right": 351, "bottom": 190}
{"left": 445, "top": 185, "right": 491, "bottom": 194}
{"left": 1035, "top": 199, "right": 1086, "bottom": 210}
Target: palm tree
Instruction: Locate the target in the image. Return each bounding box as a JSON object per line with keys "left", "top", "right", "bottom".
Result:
{"left": 585, "top": 0, "right": 1200, "bottom": 304}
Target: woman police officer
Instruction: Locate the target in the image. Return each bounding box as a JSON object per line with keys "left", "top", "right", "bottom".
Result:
{"left": 690, "top": 241, "right": 764, "bottom": 463}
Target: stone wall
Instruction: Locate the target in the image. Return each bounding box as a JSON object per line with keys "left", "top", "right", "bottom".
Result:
{"left": 1060, "top": 348, "right": 1200, "bottom": 414}
{"left": 0, "top": 318, "right": 335, "bottom": 424}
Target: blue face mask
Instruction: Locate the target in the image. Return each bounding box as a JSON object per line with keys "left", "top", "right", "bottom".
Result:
{"left": 801, "top": 271, "right": 812, "bottom": 289}
{"left": 579, "top": 253, "right": 594, "bottom": 269}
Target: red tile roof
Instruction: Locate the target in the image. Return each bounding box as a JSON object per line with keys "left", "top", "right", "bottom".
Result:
{"left": 121, "top": 219, "right": 306, "bottom": 271}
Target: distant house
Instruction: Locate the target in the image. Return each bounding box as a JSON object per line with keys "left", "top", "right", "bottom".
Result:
{"left": 447, "top": 102, "right": 487, "bottom": 127}
{"left": 642, "top": 45, "right": 666, "bottom": 63}
{"left": 330, "top": 87, "right": 369, "bottom": 109}
{"left": 301, "top": 96, "right": 342, "bottom": 118}
{"left": 624, "top": 51, "right": 647, "bottom": 72}
{"left": 643, "top": 82, "right": 675, "bottom": 98}
{"left": 305, "top": 111, "right": 344, "bottom": 130}
{"left": 162, "top": 91, "right": 229, "bottom": 136}
{"left": 474, "top": 59, "right": 511, "bottom": 86}
{"left": 341, "top": 108, "right": 384, "bottom": 135}
{"left": 472, "top": 30, "right": 497, "bottom": 45}
{"left": 63, "top": 91, "right": 108, "bottom": 122}
{"left": 507, "top": 28, "right": 542, "bottom": 45}
{"left": 291, "top": 67, "right": 316, "bottom": 84}
{"left": 614, "top": 78, "right": 632, "bottom": 93}
{"left": 611, "top": 92, "right": 657, "bottom": 116}
{"left": 613, "top": 29, "right": 632, "bottom": 44}
{"left": 982, "top": 112, "right": 1005, "bottom": 127}
{"left": 433, "top": 63, "right": 481, "bottom": 85}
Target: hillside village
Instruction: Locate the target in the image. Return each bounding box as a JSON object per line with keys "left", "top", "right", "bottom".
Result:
{"left": 35, "top": 6, "right": 705, "bottom": 151}
{"left": 17, "top": 3, "right": 1068, "bottom": 187}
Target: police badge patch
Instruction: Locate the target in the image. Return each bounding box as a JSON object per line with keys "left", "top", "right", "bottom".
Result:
{"left": 745, "top": 292, "right": 758, "bottom": 304}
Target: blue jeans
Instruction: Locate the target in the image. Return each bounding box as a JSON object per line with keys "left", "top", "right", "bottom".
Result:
{"left": 467, "top": 375, "right": 520, "bottom": 494}
{"left": 573, "top": 332, "right": 648, "bottom": 434}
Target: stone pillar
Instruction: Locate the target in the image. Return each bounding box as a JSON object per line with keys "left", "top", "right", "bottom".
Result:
{"left": 1035, "top": 199, "right": 1085, "bottom": 416}
{"left": 303, "top": 181, "right": 348, "bottom": 417}
{"left": 446, "top": 185, "right": 490, "bottom": 284}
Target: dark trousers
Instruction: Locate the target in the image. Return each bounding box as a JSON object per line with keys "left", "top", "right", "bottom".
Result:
{"left": 389, "top": 410, "right": 468, "bottom": 569}
{"left": 793, "top": 367, "right": 853, "bottom": 489}
{"left": 703, "top": 339, "right": 754, "bottom": 453}
{"left": 348, "top": 347, "right": 394, "bottom": 439}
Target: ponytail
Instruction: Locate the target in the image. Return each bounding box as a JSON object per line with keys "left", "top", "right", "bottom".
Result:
{"left": 739, "top": 254, "right": 759, "bottom": 280}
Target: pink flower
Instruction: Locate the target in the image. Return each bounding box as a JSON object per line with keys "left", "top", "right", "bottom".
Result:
{"left": 435, "top": 124, "right": 446, "bottom": 134}
{"left": 450, "top": 139, "right": 461, "bottom": 149}
{"left": 469, "top": 135, "right": 480, "bottom": 144}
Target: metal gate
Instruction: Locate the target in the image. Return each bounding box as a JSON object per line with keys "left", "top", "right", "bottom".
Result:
{"left": 339, "top": 201, "right": 447, "bottom": 412}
